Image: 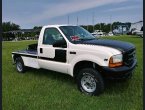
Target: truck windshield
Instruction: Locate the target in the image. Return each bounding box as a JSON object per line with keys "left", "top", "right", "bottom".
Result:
{"left": 59, "top": 26, "right": 95, "bottom": 43}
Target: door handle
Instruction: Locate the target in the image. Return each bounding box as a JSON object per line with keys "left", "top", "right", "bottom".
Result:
{"left": 40, "top": 48, "right": 43, "bottom": 53}
{"left": 70, "top": 51, "right": 76, "bottom": 54}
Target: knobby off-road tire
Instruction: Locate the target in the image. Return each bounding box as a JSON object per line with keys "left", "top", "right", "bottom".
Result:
{"left": 76, "top": 68, "right": 104, "bottom": 96}
{"left": 15, "top": 57, "right": 26, "bottom": 73}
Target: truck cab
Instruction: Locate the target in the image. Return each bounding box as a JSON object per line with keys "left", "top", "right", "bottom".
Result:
{"left": 12, "top": 25, "right": 137, "bottom": 96}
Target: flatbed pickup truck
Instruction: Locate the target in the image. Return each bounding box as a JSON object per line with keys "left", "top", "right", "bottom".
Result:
{"left": 12, "top": 25, "right": 137, "bottom": 95}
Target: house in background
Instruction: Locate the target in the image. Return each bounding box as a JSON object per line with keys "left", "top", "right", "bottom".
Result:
{"left": 2, "top": 29, "right": 41, "bottom": 41}
{"left": 112, "top": 24, "right": 130, "bottom": 35}
{"left": 129, "top": 21, "right": 143, "bottom": 32}
{"left": 128, "top": 20, "right": 143, "bottom": 37}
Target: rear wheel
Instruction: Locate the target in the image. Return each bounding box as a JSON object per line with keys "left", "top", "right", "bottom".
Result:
{"left": 15, "top": 57, "right": 26, "bottom": 73}
{"left": 76, "top": 68, "right": 104, "bottom": 96}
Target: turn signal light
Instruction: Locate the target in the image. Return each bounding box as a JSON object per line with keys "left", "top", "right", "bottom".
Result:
{"left": 109, "top": 57, "right": 123, "bottom": 68}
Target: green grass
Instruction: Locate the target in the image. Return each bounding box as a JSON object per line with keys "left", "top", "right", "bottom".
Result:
{"left": 2, "top": 35, "right": 143, "bottom": 110}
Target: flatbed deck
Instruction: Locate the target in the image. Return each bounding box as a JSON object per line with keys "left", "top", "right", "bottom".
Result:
{"left": 12, "top": 50, "right": 38, "bottom": 58}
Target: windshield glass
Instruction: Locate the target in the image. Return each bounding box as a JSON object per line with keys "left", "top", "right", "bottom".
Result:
{"left": 59, "top": 26, "right": 95, "bottom": 43}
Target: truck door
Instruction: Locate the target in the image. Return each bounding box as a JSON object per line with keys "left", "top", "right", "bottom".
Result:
{"left": 38, "top": 27, "right": 68, "bottom": 73}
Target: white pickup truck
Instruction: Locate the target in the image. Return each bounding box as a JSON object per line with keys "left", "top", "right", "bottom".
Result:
{"left": 12, "top": 25, "right": 137, "bottom": 95}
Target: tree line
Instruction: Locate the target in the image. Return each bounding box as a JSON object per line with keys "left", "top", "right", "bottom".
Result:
{"left": 81, "top": 22, "right": 131, "bottom": 33}
{"left": 2, "top": 21, "right": 131, "bottom": 41}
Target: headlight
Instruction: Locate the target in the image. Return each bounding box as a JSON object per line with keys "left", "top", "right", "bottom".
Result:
{"left": 109, "top": 54, "right": 123, "bottom": 68}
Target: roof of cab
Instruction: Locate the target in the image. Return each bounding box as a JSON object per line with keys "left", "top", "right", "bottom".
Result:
{"left": 43, "top": 24, "right": 77, "bottom": 28}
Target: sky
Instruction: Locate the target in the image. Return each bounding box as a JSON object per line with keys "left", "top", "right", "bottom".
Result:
{"left": 2, "top": 0, "right": 143, "bottom": 29}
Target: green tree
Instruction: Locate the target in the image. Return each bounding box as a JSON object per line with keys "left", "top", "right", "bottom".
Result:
{"left": 2, "top": 22, "right": 20, "bottom": 32}
{"left": 33, "top": 26, "right": 42, "bottom": 30}
{"left": 81, "top": 25, "right": 93, "bottom": 33}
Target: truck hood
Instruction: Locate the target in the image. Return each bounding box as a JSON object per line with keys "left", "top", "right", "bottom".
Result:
{"left": 79, "top": 39, "right": 135, "bottom": 52}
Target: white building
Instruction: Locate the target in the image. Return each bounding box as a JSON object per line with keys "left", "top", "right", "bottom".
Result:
{"left": 129, "top": 21, "right": 143, "bottom": 37}
{"left": 129, "top": 21, "right": 143, "bottom": 32}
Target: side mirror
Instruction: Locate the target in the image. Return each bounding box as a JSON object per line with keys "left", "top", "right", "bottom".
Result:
{"left": 53, "top": 40, "right": 67, "bottom": 48}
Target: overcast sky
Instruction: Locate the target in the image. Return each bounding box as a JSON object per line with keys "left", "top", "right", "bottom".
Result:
{"left": 2, "top": 0, "right": 143, "bottom": 29}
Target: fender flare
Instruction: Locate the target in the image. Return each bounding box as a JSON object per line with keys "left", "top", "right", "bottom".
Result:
{"left": 68, "top": 54, "right": 107, "bottom": 76}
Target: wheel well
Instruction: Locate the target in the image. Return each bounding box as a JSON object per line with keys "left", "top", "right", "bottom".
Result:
{"left": 73, "top": 61, "right": 101, "bottom": 78}
{"left": 13, "top": 54, "right": 21, "bottom": 62}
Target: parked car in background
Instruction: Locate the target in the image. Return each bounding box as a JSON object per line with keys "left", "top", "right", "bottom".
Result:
{"left": 91, "top": 33, "right": 98, "bottom": 37}
{"left": 92, "top": 30, "right": 105, "bottom": 37}
{"left": 113, "top": 29, "right": 120, "bottom": 35}
{"left": 128, "top": 27, "right": 143, "bottom": 38}
{"left": 108, "top": 32, "right": 114, "bottom": 36}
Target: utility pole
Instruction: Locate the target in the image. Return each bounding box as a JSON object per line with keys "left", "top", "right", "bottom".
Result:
{"left": 110, "top": 15, "right": 112, "bottom": 32}
{"left": 77, "top": 16, "right": 78, "bottom": 26}
{"left": 100, "top": 23, "right": 101, "bottom": 30}
{"left": 92, "top": 12, "right": 95, "bottom": 32}
{"left": 67, "top": 15, "right": 70, "bottom": 24}
{"left": 87, "top": 16, "right": 89, "bottom": 31}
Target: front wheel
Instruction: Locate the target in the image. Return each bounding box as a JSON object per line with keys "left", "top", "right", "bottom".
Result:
{"left": 76, "top": 68, "right": 104, "bottom": 96}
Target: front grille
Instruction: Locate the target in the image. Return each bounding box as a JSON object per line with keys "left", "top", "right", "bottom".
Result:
{"left": 123, "top": 48, "right": 136, "bottom": 66}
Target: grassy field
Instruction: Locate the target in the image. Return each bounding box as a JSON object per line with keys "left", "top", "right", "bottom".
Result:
{"left": 2, "top": 35, "right": 143, "bottom": 110}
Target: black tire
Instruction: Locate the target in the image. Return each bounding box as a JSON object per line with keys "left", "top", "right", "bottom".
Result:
{"left": 15, "top": 57, "right": 26, "bottom": 73}
{"left": 76, "top": 68, "right": 104, "bottom": 96}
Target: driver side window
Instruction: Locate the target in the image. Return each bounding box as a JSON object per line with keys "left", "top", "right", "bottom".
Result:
{"left": 43, "top": 28, "right": 65, "bottom": 45}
